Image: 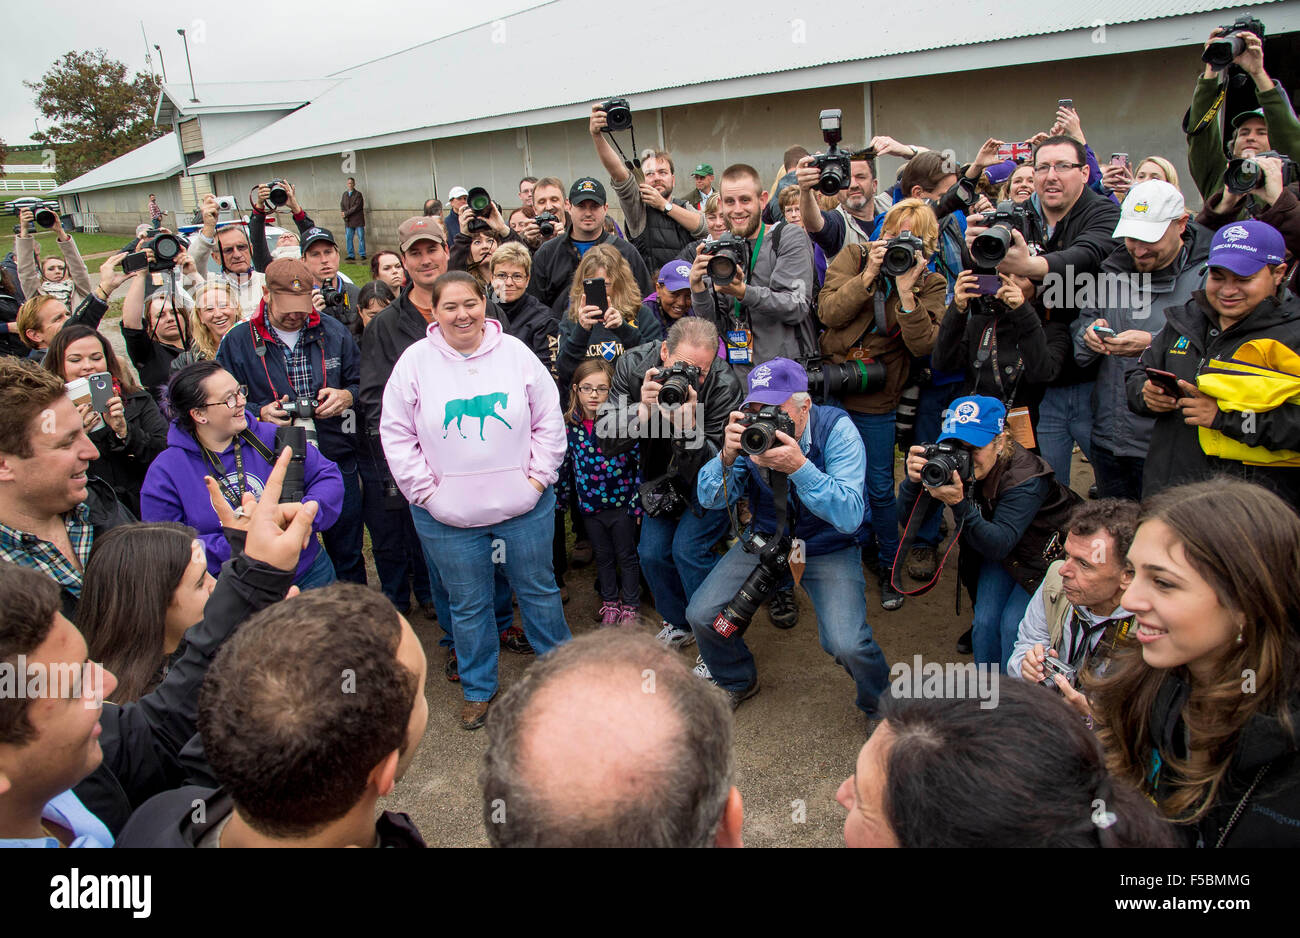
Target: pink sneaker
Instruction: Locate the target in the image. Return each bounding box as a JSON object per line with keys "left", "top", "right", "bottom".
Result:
{"left": 598, "top": 601, "right": 622, "bottom": 627}
{"left": 618, "top": 602, "right": 640, "bottom": 625}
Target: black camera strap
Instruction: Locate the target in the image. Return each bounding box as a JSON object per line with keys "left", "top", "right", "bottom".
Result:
{"left": 767, "top": 471, "right": 790, "bottom": 562}
{"left": 602, "top": 126, "right": 641, "bottom": 179}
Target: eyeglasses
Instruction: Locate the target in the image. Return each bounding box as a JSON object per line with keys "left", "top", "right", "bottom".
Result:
{"left": 494, "top": 272, "right": 528, "bottom": 283}
{"left": 198, "top": 386, "right": 247, "bottom": 410}
{"left": 577, "top": 385, "right": 610, "bottom": 395}
{"left": 1032, "top": 162, "right": 1085, "bottom": 175}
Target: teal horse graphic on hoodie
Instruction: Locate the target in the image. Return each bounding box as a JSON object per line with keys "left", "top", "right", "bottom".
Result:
{"left": 443, "top": 391, "right": 513, "bottom": 440}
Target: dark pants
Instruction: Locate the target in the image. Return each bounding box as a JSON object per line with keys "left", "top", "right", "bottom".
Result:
{"left": 321, "top": 456, "right": 366, "bottom": 585}
{"left": 586, "top": 508, "right": 641, "bottom": 604}
{"left": 1090, "top": 445, "right": 1145, "bottom": 502}
{"left": 908, "top": 382, "right": 960, "bottom": 548}
{"left": 359, "top": 453, "right": 432, "bottom": 610}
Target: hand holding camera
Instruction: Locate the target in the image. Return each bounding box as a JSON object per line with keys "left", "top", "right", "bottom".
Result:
{"left": 17, "top": 208, "right": 34, "bottom": 237}
{"left": 260, "top": 395, "right": 293, "bottom": 426}
{"left": 1021, "top": 642, "right": 1054, "bottom": 683}
{"left": 314, "top": 386, "right": 353, "bottom": 419}
{"left": 906, "top": 443, "right": 969, "bottom": 506}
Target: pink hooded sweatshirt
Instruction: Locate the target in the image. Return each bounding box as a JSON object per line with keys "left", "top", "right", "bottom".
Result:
{"left": 381, "top": 317, "right": 565, "bottom": 528}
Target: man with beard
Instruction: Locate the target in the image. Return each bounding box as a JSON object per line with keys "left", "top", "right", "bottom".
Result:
{"left": 796, "top": 150, "right": 884, "bottom": 257}
{"left": 590, "top": 103, "right": 705, "bottom": 273}
{"left": 688, "top": 164, "right": 814, "bottom": 379}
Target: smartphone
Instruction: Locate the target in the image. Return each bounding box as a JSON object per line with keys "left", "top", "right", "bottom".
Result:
{"left": 87, "top": 372, "right": 114, "bottom": 413}
{"left": 121, "top": 251, "right": 149, "bottom": 274}
{"left": 1091, "top": 324, "right": 1118, "bottom": 338}
{"left": 1144, "top": 367, "right": 1182, "bottom": 398}
{"left": 1057, "top": 98, "right": 1074, "bottom": 112}
{"left": 583, "top": 277, "right": 607, "bottom": 311}
{"left": 1109, "top": 152, "right": 1131, "bottom": 170}
{"left": 973, "top": 274, "right": 1001, "bottom": 295}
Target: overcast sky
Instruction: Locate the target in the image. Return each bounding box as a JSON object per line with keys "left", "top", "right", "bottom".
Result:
{"left": 0, "top": 0, "right": 547, "bottom": 148}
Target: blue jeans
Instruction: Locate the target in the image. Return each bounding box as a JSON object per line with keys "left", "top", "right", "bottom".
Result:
{"left": 410, "top": 488, "right": 570, "bottom": 701}
{"left": 345, "top": 226, "right": 366, "bottom": 258}
{"left": 413, "top": 509, "right": 515, "bottom": 648}
{"left": 296, "top": 545, "right": 337, "bottom": 590}
{"left": 848, "top": 410, "right": 898, "bottom": 567}
{"left": 1090, "top": 445, "right": 1144, "bottom": 501}
{"left": 909, "top": 382, "right": 959, "bottom": 547}
{"left": 971, "top": 560, "right": 1031, "bottom": 673}
{"left": 359, "top": 453, "right": 431, "bottom": 610}
{"left": 321, "top": 457, "right": 366, "bottom": 585}
{"left": 687, "top": 542, "right": 890, "bottom": 715}
{"left": 638, "top": 500, "right": 730, "bottom": 629}
{"left": 1037, "top": 382, "right": 1094, "bottom": 487}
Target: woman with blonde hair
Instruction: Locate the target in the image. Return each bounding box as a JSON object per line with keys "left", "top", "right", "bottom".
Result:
{"left": 171, "top": 280, "right": 242, "bottom": 371}
{"left": 555, "top": 244, "right": 662, "bottom": 385}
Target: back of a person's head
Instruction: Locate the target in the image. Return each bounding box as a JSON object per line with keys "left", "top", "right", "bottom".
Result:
{"left": 879, "top": 680, "right": 1173, "bottom": 847}
{"left": 0, "top": 562, "right": 60, "bottom": 747}
{"left": 0, "top": 357, "right": 67, "bottom": 459}
{"left": 783, "top": 145, "right": 810, "bottom": 171}
{"left": 198, "top": 584, "right": 418, "bottom": 838}
{"left": 481, "top": 630, "right": 733, "bottom": 847}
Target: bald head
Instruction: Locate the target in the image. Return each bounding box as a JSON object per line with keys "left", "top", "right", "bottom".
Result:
{"left": 481, "top": 630, "right": 736, "bottom": 847}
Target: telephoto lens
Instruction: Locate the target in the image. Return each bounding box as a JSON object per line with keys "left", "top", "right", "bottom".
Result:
{"left": 804, "top": 357, "right": 887, "bottom": 401}
{"left": 147, "top": 233, "right": 183, "bottom": 271}
{"left": 712, "top": 535, "right": 790, "bottom": 638}
{"left": 275, "top": 425, "right": 308, "bottom": 503}
{"left": 467, "top": 187, "right": 492, "bottom": 217}
{"left": 34, "top": 208, "right": 58, "bottom": 229}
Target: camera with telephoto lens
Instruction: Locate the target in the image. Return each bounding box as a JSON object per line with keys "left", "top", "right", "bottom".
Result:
{"left": 467, "top": 187, "right": 493, "bottom": 218}
{"left": 318, "top": 282, "right": 344, "bottom": 308}
{"left": 274, "top": 425, "right": 308, "bottom": 503}
{"left": 265, "top": 179, "right": 290, "bottom": 207}
{"left": 34, "top": 207, "right": 58, "bottom": 229}
{"left": 146, "top": 232, "right": 183, "bottom": 272}
{"left": 712, "top": 528, "right": 792, "bottom": 639}
{"left": 810, "top": 108, "right": 855, "bottom": 196}
{"left": 654, "top": 361, "right": 702, "bottom": 407}
{"left": 969, "top": 200, "right": 1043, "bottom": 268}
{"left": 1202, "top": 15, "right": 1265, "bottom": 69}
{"left": 920, "top": 442, "right": 974, "bottom": 488}
{"left": 700, "top": 232, "right": 747, "bottom": 285}
{"left": 882, "top": 229, "right": 926, "bottom": 277}
{"left": 1223, "top": 150, "right": 1298, "bottom": 194}
{"left": 534, "top": 211, "right": 559, "bottom": 238}
{"left": 600, "top": 98, "right": 633, "bottom": 132}
{"left": 738, "top": 405, "right": 797, "bottom": 456}
{"left": 1041, "top": 654, "right": 1078, "bottom": 693}
{"left": 800, "top": 354, "right": 887, "bottom": 402}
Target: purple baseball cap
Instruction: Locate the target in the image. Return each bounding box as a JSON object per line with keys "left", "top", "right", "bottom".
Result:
{"left": 983, "top": 161, "right": 1016, "bottom": 186}
{"left": 658, "top": 259, "right": 692, "bottom": 292}
{"left": 938, "top": 396, "right": 1006, "bottom": 448}
{"left": 742, "top": 358, "right": 808, "bottom": 407}
{"left": 1208, "top": 220, "right": 1286, "bottom": 276}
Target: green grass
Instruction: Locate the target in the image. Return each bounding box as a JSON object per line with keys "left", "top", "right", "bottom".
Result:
{"left": 339, "top": 260, "right": 371, "bottom": 285}
{"left": 5, "top": 150, "right": 53, "bottom": 165}
{"left": 30, "top": 229, "right": 131, "bottom": 257}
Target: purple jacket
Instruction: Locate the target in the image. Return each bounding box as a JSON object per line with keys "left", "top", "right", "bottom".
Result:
{"left": 140, "top": 412, "right": 343, "bottom": 581}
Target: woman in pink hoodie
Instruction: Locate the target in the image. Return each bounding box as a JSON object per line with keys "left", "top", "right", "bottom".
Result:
{"left": 381, "top": 271, "right": 570, "bottom": 730}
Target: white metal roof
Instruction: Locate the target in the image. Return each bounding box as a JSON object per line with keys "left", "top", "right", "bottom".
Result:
{"left": 155, "top": 80, "right": 339, "bottom": 124}
{"left": 50, "top": 133, "right": 184, "bottom": 196}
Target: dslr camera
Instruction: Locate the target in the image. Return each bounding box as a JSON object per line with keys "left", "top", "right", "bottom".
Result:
{"left": 654, "top": 361, "right": 702, "bottom": 407}
{"left": 534, "top": 211, "right": 559, "bottom": 238}
{"left": 801, "top": 354, "right": 887, "bottom": 402}
{"left": 700, "top": 232, "right": 747, "bottom": 285}
{"left": 1202, "top": 15, "right": 1265, "bottom": 69}
{"left": 810, "top": 108, "right": 854, "bottom": 196}
{"left": 466, "top": 187, "right": 493, "bottom": 218}
{"left": 281, "top": 396, "right": 320, "bottom": 420}
{"left": 264, "top": 179, "right": 291, "bottom": 207}
{"left": 738, "top": 405, "right": 797, "bottom": 456}
{"left": 600, "top": 98, "right": 633, "bottom": 132}
{"left": 34, "top": 207, "right": 59, "bottom": 229}
{"left": 146, "top": 232, "right": 183, "bottom": 272}
{"left": 711, "top": 528, "right": 792, "bottom": 639}
{"left": 318, "top": 281, "right": 344, "bottom": 307}
{"left": 969, "top": 200, "right": 1043, "bottom": 268}
{"left": 919, "top": 442, "right": 974, "bottom": 488}
{"left": 881, "top": 229, "right": 926, "bottom": 277}
{"left": 1223, "top": 150, "right": 1298, "bottom": 194}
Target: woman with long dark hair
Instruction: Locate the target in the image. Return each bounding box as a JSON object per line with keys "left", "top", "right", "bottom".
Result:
{"left": 43, "top": 324, "right": 168, "bottom": 515}
{"left": 79, "top": 522, "right": 214, "bottom": 703}
{"left": 1086, "top": 478, "right": 1300, "bottom": 847}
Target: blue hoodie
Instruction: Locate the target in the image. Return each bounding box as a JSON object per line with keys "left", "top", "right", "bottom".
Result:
{"left": 139, "top": 411, "right": 343, "bottom": 581}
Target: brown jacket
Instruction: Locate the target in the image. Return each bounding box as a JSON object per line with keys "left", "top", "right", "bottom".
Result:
{"left": 817, "top": 243, "right": 947, "bottom": 414}
{"left": 341, "top": 189, "right": 365, "bottom": 228}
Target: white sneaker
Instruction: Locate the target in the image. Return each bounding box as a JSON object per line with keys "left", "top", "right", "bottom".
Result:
{"left": 655, "top": 621, "right": 696, "bottom": 650}
{"left": 692, "top": 655, "right": 715, "bottom": 684}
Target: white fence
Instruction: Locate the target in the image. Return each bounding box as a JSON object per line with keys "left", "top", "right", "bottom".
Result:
{"left": 0, "top": 179, "right": 57, "bottom": 192}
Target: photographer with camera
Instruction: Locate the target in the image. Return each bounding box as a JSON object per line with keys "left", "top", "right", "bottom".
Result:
{"left": 1185, "top": 19, "right": 1300, "bottom": 202}
{"left": 596, "top": 318, "right": 743, "bottom": 650}
{"left": 1195, "top": 149, "right": 1300, "bottom": 286}
{"left": 190, "top": 194, "right": 274, "bottom": 320}
{"left": 15, "top": 251, "right": 128, "bottom": 362}
{"left": 967, "top": 135, "right": 1121, "bottom": 487}
{"left": 685, "top": 358, "right": 887, "bottom": 711}
{"left": 817, "top": 198, "right": 948, "bottom": 611}
{"left": 121, "top": 251, "right": 194, "bottom": 402}
{"left": 1074, "top": 181, "right": 1213, "bottom": 500}
{"left": 215, "top": 259, "right": 365, "bottom": 585}
{"left": 1009, "top": 498, "right": 1138, "bottom": 687}
{"left": 590, "top": 101, "right": 706, "bottom": 273}
{"left": 527, "top": 178, "right": 654, "bottom": 315}
{"left": 897, "top": 396, "right": 1079, "bottom": 671}
{"left": 689, "top": 164, "right": 815, "bottom": 378}
{"left": 796, "top": 114, "right": 884, "bottom": 258}
{"left": 15, "top": 207, "right": 93, "bottom": 312}
{"left": 295, "top": 226, "right": 360, "bottom": 332}
{"left": 1126, "top": 220, "right": 1300, "bottom": 509}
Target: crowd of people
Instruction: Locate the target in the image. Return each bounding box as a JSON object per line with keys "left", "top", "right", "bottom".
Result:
{"left": 2, "top": 25, "right": 1299, "bottom": 848}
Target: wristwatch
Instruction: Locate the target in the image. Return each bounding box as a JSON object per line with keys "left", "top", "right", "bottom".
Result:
{"left": 661, "top": 202, "right": 672, "bottom": 216}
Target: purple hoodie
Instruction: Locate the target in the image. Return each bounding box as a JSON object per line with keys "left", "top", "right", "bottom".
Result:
{"left": 139, "top": 411, "right": 344, "bottom": 581}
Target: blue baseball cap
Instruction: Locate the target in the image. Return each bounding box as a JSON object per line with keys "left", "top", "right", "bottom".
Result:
{"left": 1208, "top": 220, "right": 1285, "bottom": 276}
{"left": 657, "top": 259, "right": 692, "bottom": 292}
{"left": 938, "top": 396, "right": 1006, "bottom": 447}
{"left": 742, "top": 358, "right": 808, "bottom": 407}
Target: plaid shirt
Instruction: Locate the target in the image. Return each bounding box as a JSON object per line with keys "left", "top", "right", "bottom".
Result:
{"left": 269, "top": 328, "right": 318, "bottom": 398}
{"left": 0, "top": 504, "right": 95, "bottom": 598}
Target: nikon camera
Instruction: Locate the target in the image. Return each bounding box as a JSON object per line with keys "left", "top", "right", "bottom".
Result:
{"left": 969, "top": 200, "right": 1043, "bottom": 268}
{"left": 654, "top": 361, "right": 702, "bottom": 406}
{"left": 738, "top": 405, "right": 796, "bottom": 456}
{"left": 810, "top": 109, "right": 853, "bottom": 195}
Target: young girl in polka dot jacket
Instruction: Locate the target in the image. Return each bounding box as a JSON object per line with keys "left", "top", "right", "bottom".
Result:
{"left": 558, "top": 358, "right": 642, "bottom": 626}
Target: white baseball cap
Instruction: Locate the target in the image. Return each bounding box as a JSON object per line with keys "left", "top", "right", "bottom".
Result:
{"left": 1113, "top": 180, "right": 1186, "bottom": 243}
{"left": 448, "top": 186, "right": 469, "bottom": 199}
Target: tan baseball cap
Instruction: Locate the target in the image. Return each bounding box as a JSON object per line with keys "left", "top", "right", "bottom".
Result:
{"left": 398, "top": 216, "right": 447, "bottom": 252}
{"left": 265, "top": 259, "right": 315, "bottom": 314}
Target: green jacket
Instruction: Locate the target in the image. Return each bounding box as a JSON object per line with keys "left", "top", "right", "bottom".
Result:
{"left": 1185, "top": 73, "right": 1300, "bottom": 203}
